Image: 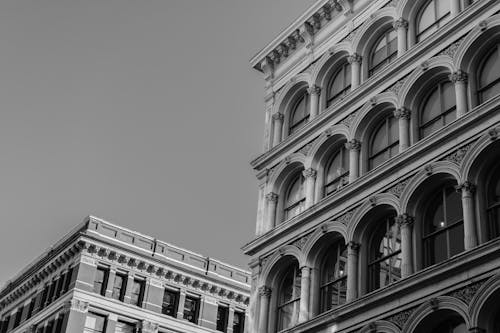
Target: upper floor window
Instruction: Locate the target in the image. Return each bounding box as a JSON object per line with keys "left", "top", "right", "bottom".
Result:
{"left": 162, "top": 289, "right": 179, "bottom": 317}
{"left": 487, "top": 167, "right": 500, "bottom": 240}
{"left": 233, "top": 311, "right": 245, "bottom": 333}
{"left": 130, "top": 278, "right": 145, "bottom": 306}
{"left": 324, "top": 145, "right": 349, "bottom": 195}
{"left": 284, "top": 174, "right": 305, "bottom": 220}
{"left": 115, "top": 321, "right": 135, "bottom": 333}
{"left": 419, "top": 80, "right": 456, "bottom": 138}
{"left": 93, "top": 267, "right": 109, "bottom": 296}
{"left": 84, "top": 312, "right": 107, "bottom": 333}
{"left": 216, "top": 305, "right": 229, "bottom": 332}
{"left": 289, "top": 92, "right": 310, "bottom": 135}
{"left": 111, "top": 273, "right": 127, "bottom": 301}
{"left": 320, "top": 242, "right": 347, "bottom": 312}
{"left": 327, "top": 61, "right": 351, "bottom": 106}
{"left": 423, "top": 185, "right": 463, "bottom": 267}
{"left": 417, "top": 0, "right": 451, "bottom": 42}
{"left": 478, "top": 44, "right": 500, "bottom": 103}
{"left": 369, "top": 115, "right": 399, "bottom": 170}
{"left": 183, "top": 296, "right": 200, "bottom": 324}
{"left": 368, "top": 213, "right": 401, "bottom": 292}
{"left": 277, "top": 262, "right": 301, "bottom": 331}
{"left": 63, "top": 266, "right": 74, "bottom": 293}
{"left": 369, "top": 28, "right": 397, "bottom": 76}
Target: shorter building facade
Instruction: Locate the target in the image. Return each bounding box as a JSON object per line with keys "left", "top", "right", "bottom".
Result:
{"left": 0, "top": 216, "right": 250, "bottom": 333}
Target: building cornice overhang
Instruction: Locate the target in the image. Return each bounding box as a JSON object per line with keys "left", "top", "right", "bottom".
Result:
{"left": 249, "top": 0, "right": 497, "bottom": 171}
{"left": 242, "top": 96, "right": 500, "bottom": 255}
{"left": 283, "top": 238, "right": 500, "bottom": 332}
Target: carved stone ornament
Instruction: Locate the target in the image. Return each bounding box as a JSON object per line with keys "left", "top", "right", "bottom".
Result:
{"left": 393, "top": 107, "right": 411, "bottom": 120}
{"left": 307, "top": 85, "right": 321, "bottom": 95}
{"left": 393, "top": 18, "right": 408, "bottom": 30}
{"left": 68, "top": 299, "right": 89, "bottom": 313}
{"left": 320, "top": 4, "right": 332, "bottom": 21}
{"left": 396, "top": 213, "right": 414, "bottom": 228}
{"left": 292, "top": 234, "right": 310, "bottom": 250}
{"left": 348, "top": 241, "right": 360, "bottom": 251}
{"left": 420, "top": 61, "right": 429, "bottom": 71}
{"left": 340, "top": 111, "right": 358, "bottom": 128}
{"left": 479, "top": 20, "right": 488, "bottom": 31}
{"left": 298, "top": 142, "right": 314, "bottom": 156}
{"left": 258, "top": 286, "right": 272, "bottom": 297}
{"left": 369, "top": 196, "right": 377, "bottom": 206}
{"left": 118, "top": 254, "right": 127, "bottom": 264}
{"left": 265, "top": 192, "right": 279, "bottom": 203}
{"left": 439, "top": 37, "right": 464, "bottom": 58}
{"left": 448, "top": 280, "right": 484, "bottom": 304}
{"left": 444, "top": 143, "right": 472, "bottom": 165}
{"left": 424, "top": 164, "right": 433, "bottom": 175}
{"left": 449, "top": 70, "right": 468, "bottom": 83}
{"left": 272, "top": 112, "right": 284, "bottom": 121}
{"left": 347, "top": 53, "right": 362, "bottom": 64}
{"left": 386, "top": 78, "right": 406, "bottom": 96}
{"left": 429, "top": 298, "right": 439, "bottom": 310}
{"left": 141, "top": 321, "right": 159, "bottom": 333}
{"left": 488, "top": 127, "right": 499, "bottom": 140}
{"left": 345, "top": 139, "right": 361, "bottom": 151}
{"left": 455, "top": 181, "right": 476, "bottom": 194}
{"left": 386, "top": 308, "right": 416, "bottom": 329}
{"left": 387, "top": 178, "right": 410, "bottom": 198}
{"left": 336, "top": 210, "right": 354, "bottom": 225}
{"left": 303, "top": 168, "right": 317, "bottom": 179}
{"left": 137, "top": 261, "right": 147, "bottom": 270}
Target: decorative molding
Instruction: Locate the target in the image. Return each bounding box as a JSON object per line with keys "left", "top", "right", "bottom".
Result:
{"left": 336, "top": 209, "right": 355, "bottom": 225}
{"left": 393, "top": 107, "right": 411, "bottom": 120}
{"left": 298, "top": 142, "right": 315, "bottom": 156}
{"left": 291, "top": 234, "right": 311, "bottom": 250}
{"left": 447, "top": 280, "right": 484, "bottom": 304}
{"left": 265, "top": 192, "right": 279, "bottom": 203}
{"left": 386, "top": 78, "right": 406, "bottom": 96}
{"left": 307, "top": 85, "right": 321, "bottom": 95}
{"left": 386, "top": 307, "right": 416, "bottom": 329}
{"left": 258, "top": 286, "right": 272, "bottom": 297}
{"left": 443, "top": 143, "right": 472, "bottom": 165}
{"left": 455, "top": 181, "right": 476, "bottom": 194}
{"left": 387, "top": 178, "right": 410, "bottom": 198}
{"left": 438, "top": 37, "right": 464, "bottom": 58}
{"left": 347, "top": 53, "right": 362, "bottom": 64}
{"left": 340, "top": 111, "right": 358, "bottom": 128}
{"left": 272, "top": 112, "right": 284, "bottom": 121}
{"left": 345, "top": 139, "right": 361, "bottom": 151}
{"left": 393, "top": 18, "right": 408, "bottom": 30}
{"left": 396, "top": 213, "right": 414, "bottom": 228}
{"left": 303, "top": 168, "right": 317, "bottom": 179}
{"left": 68, "top": 299, "right": 89, "bottom": 313}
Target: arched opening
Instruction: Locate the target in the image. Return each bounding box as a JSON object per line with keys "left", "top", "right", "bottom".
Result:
{"left": 477, "top": 286, "right": 500, "bottom": 332}
{"left": 369, "top": 27, "right": 398, "bottom": 77}
{"left": 283, "top": 173, "right": 306, "bottom": 221}
{"left": 416, "top": 0, "right": 451, "bottom": 42}
{"left": 413, "top": 309, "right": 466, "bottom": 333}
{"left": 477, "top": 43, "right": 500, "bottom": 104}
{"left": 276, "top": 260, "right": 301, "bottom": 331}
{"left": 324, "top": 143, "right": 349, "bottom": 196}
{"left": 289, "top": 91, "right": 310, "bottom": 135}
{"left": 326, "top": 60, "right": 351, "bottom": 107}
{"left": 319, "top": 241, "right": 347, "bottom": 312}
{"left": 368, "top": 114, "right": 399, "bottom": 170}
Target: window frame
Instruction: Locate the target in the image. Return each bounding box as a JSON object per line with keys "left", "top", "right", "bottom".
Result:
{"left": 419, "top": 79, "right": 456, "bottom": 139}
{"left": 93, "top": 266, "right": 109, "bottom": 296}
{"left": 283, "top": 173, "right": 306, "bottom": 221}
{"left": 276, "top": 263, "right": 301, "bottom": 331}
{"left": 368, "top": 115, "right": 399, "bottom": 170}
{"left": 288, "top": 92, "right": 310, "bottom": 135}
{"left": 326, "top": 61, "right": 351, "bottom": 107}
{"left": 232, "top": 311, "right": 245, "bottom": 333}
{"left": 324, "top": 144, "right": 349, "bottom": 196}
{"left": 183, "top": 295, "right": 200, "bottom": 324}
{"left": 487, "top": 166, "right": 500, "bottom": 240}
{"left": 111, "top": 272, "right": 127, "bottom": 302}
{"left": 162, "top": 288, "right": 180, "bottom": 318}
{"left": 319, "top": 242, "right": 347, "bottom": 313}
{"left": 216, "top": 305, "right": 229, "bottom": 332}
{"left": 130, "top": 278, "right": 146, "bottom": 307}
{"left": 477, "top": 44, "right": 500, "bottom": 104}
{"left": 368, "top": 27, "right": 398, "bottom": 76}
{"left": 416, "top": 0, "right": 451, "bottom": 42}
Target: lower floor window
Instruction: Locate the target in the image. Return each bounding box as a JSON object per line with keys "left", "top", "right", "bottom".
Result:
{"left": 183, "top": 296, "right": 200, "bottom": 324}
{"left": 84, "top": 312, "right": 107, "bottom": 333}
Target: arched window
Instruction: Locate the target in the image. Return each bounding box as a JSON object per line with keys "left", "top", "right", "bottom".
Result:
{"left": 487, "top": 167, "right": 500, "bottom": 240}
{"left": 478, "top": 44, "right": 500, "bottom": 103}
{"left": 324, "top": 146, "right": 349, "bottom": 195}
{"left": 430, "top": 315, "right": 467, "bottom": 333}
{"left": 419, "top": 80, "right": 456, "bottom": 138}
{"left": 327, "top": 61, "right": 351, "bottom": 106}
{"left": 423, "top": 185, "right": 464, "bottom": 267}
{"left": 369, "top": 28, "right": 397, "bottom": 76}
{"left": 369, "top": 115, "right": 399, "bottom": 170}
{"left": 284, "top": 174, "right": 305, "bottom": 220}
{"left": 416, "top": 0, "right": 451, "bottom": 42}
{"left": 368, "top": 214, "right": 401, "bottom": 292}
{"left": 289, "top": 92, "right": 310, "bottom": 135}
{"left": 277, "top": 263, "right": 301, "bottom": 331}
{"left": 320, "top": 242, "right": 347, "bottom": 312}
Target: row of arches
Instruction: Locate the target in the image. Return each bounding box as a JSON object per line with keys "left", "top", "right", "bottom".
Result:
{"left": 270, "top": 2, "right": 496, "bottom": 147}
{"left": 261, "top": 14, "right": 500, "bottom": 230}
{"left": 256, "top": 129, "right": 500, "bottom": 332}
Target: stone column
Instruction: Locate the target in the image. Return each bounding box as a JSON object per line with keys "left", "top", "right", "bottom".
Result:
{"left": 450, "top": 0, "right": 461, "bottom": 17}
{"left": 303, "top": 168, "right": 317, "bottom": 209}
{"left": 298, "top": 266, "right": 311, "bottom": 323}
{"left": 60, "top": 299, "right": 88, "bottom": 332}
{"left": 393, "top": 18, "right": 409, "bottom": 57}
{"left": 345, "top": 140, "right": 361, "bottom": 182}
{"left": 272, "top": 113, "right": 284, "bottom": 147}
{"left": 309, "top": 267, "right": 320, "bottom": 317}
{"left": 308, "top": 85, "right": 321, "bottom": 119}
{"left": 450, "top": 70, "right": 468, "bottom": 117}
{"left": 258, "top": 286, "right": 272, "bottom": 333}
{"left": 456, "top": 182, "right": 478, "bottom": 250}
{"left": 348, "top": 54, "right": 362, "bottom": 89}
{"left": 346, "top": 242, "right": 360, "bottom": 302}
{"left": 265, "top": 192, "right": 279, "bottom": 231}
{"left": 393, "top": 107, "right": 411, "bottom": 151}
{"left": 396, "top": 214, "right": 414, "bottom": 278}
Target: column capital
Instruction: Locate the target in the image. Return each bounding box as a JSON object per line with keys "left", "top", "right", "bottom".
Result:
{"left": 348, "top": 241, "right": 360, "bottom": 252}
{"left": 307, "top": 85, "right": 321, "bottom": 96}
{"left": 455, "top": 181, "right": 476, "bottom": 194}
{"left": 393, "top": 107, "right": 411, "bottom": 120}
{"left": 449, "top": 70, "right": 468, "bottom": 83}
{"left": 347, "top": 53, "right": 362, "bottom": 64}
{"left": 258, "top": 286, "right": 272, "bottom": 297}
{"left": 345, "top": 139, "right": 361, "bottom": 151}
{"left": 396, "top": 213, "right": 414, "bottom": 227}
{"left": 302, "top": 168, "right": 317, "bottom": 179}
{"left": 140, "top": 321, "right": 159, "bottom": 333}
{"left": 265, "top": 192, "right": 279, "bottom": 203}
{"left": 64, "top": 299, "right": 89, "bottom": 314}
{"left": 393, "top": 18, "right": 409, "bottom": 29}
{"left": 272, "top": 112, "right": 284, "bottom": 121}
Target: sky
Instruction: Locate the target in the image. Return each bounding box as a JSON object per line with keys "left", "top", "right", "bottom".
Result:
{"left": 0, "top": 0, "right": 317, "bottom": 284}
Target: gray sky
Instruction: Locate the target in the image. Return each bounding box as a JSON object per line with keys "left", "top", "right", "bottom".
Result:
{"left": 0, "top": 0, "right": 316, "bottom": 284}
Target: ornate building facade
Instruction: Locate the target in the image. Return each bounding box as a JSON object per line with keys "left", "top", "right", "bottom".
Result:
{"left": 0, "top": 216, "right": 250, "bottom": 333}
{"left": 244, "top": 0, "right": 500, "bottom": 332}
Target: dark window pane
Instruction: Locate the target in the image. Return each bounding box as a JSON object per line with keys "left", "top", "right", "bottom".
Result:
{"left": 216, "top": 306, "right": 228, "bottom": 332}
{"left": 130, "top": 279, "right": 145, "bottom": 306}
{"left": 233, "top": 312, "right": 245, "bottom": 333}
{"left": 111, "top": 274, "right": 127, "bottom": 301}
{"left": 183, "top": 296, "right": 200, "bottom": 324}
{"left": 93, "top": 267, "right": 108, "bottom": 296}
{"left": 162, "top": 289, "right": 179, "bottom": 317}
{"left": 115, "top": 321, "right": 135, "bottom": 333}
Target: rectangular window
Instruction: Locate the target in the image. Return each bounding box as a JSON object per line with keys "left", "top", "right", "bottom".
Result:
{"left": 1, "top": 316, "right": 10, "bottom": 333}
{"left": 63, "top": 266, "right": 74, "bottom": 293}
{"left": 216, "top": 305, "right": 229, "bottom": 332}
{"left": 46, "top": 319, "right": 54, "bottom": 333}
{"left": 130, "top": 279, "right": 145, "bottom": 307}
{"left": 93, "top": 267, "right": 109, "bottom": 296}
{"left": 115, "top": 321, "right": 135, "bottom": 333}
{"left": 27, "top": 298, "right": 36, "bottom": 319}
{"left": 183, "top": 296, "right": 200, "bottom": 324}
{"left": 161, "top": 289, "right": 179, "bottom": 317}
{"left": 47, "top": 280, "right": 56, "bottom": 305}
{"left": 13, "top": 308, "right": 23, "bottom": 328}
{"left": 111, "top": 273, "right": 127, "bottom": 301}
{"left": 84, "top": 312, "right": 106, "bottom": 333}
{"left": 55, "top": 272, "right": 65, "bottom": 298}
{"left": 55, "top": 315, "right": 64, "bottom": 333}
{"left": 40, "top": 284, "right": 49, "bottom": 308}
{"left": 233, "top": 311, "right": 245, "bottom": 333}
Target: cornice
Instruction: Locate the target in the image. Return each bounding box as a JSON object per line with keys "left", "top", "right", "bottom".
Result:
{"left": 243, "top": 96, "right": 500, "bottom": 255}
{"left": 250, "top": 0, "right": 498, "bottom": 171}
